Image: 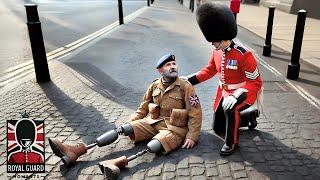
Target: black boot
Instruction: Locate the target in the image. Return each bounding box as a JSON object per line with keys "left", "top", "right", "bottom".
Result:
{"left": 248, "top": 109, "right": 260, "bottom": 130}
{"left": 220, "top": 143, "right": 238, "bottom": 156}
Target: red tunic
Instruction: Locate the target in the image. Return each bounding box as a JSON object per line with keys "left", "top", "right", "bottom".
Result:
{"left": 9, "top": 151, "right": 43, "bottom": 164}
{"left": 196, "top": 41, "right": 263, "bottom": 112}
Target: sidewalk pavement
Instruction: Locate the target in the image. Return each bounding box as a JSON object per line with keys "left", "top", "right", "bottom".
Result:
{"left": 237, "top": 2, "right": 320, "bottom": 69}
{"left": 0, "top": 0, "right": 320, "bottom": 179}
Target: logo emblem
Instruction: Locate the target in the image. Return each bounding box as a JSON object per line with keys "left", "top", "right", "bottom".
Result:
{"left": 7, "top": 111, "right": 45, "bottom": 173}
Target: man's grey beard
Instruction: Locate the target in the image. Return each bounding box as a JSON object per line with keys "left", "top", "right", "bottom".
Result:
{"left": 162, "top": 69, "right": 178, "bottom": 82}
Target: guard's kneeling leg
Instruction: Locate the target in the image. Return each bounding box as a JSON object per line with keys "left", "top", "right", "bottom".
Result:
{"left": 147, "top": 139, "right": 163, "bottom": 153}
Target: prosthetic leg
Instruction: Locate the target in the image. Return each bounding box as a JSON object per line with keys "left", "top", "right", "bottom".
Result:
{"left": 98, "top": 139, "right": 162, "bottom": 180}
{"left": 48, "top": 124, "right": 134, "bottom": 167}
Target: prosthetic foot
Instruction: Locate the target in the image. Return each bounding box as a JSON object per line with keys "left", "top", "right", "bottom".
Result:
{"left": 99, "top": 156, "right": 128, "bottom": 180}
{"left": 48, "top": 138, "right": 87, "bottom": 167}
{"left": 99, "top": 139, "right": 162, "bottom": 179}
{"left": 49, "top": 124, "right": 134, "bottom": 167}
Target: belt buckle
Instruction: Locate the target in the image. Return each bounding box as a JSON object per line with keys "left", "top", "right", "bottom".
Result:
{"left": 221, "top": 84, "right": 228, "bottom": 90}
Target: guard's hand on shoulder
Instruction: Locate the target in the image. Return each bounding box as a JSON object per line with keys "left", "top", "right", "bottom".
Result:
{"left": 187, "top": 74, "right": 200, "bottom": 85}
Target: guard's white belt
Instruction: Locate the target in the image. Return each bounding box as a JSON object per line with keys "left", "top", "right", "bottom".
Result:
{"left": 219, "top": 80, "right": 246, "bottom": 90}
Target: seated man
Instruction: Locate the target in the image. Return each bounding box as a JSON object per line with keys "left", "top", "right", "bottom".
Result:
{"left": 48, "top": 53, "right": 202, "bottom": 179}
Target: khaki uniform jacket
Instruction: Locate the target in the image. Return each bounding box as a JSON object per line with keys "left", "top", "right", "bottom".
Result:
{"left": 128, "top": 77, "right": 202, "bottom": 142}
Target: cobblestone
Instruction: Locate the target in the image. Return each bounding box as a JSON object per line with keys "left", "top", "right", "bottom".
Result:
{"left": 191, "top": 175, "right": 206, "bottom": 180}
{"left": 46, "top": 156, "right": 61, "bottom": 165}
{"left": 163, "top": 163, "right": 176, "bottom": 172}
{"left": 189, "top": 155, "right": 204, "bottom": 164}
{"left": 230, "top": 162, "right": 245, "bottom": 171}
{"left": 147, "top": 167, "right": 162, "bottom": 177}
{"left": 233, "top": 171, "right": 247, "bottom": 179}
{"left": 177, "top": 168, "right": 189, "bottom": 176}
{"left": 177, "top": 158, "right": 189, "bottom": 169}
{"left": 132, "top": 170, "right": 145, "bottom": 180}
{"left": 191, "top": 167, "right": 205, "bottom": 176}
{"left": 206, "top": 167, "right": 218, "bottom": 177}
{"left": 218, "top": 164, "right": 231, "bottom": 177}
{"left": 162, "top": 172, "right": 175, "bottom": 179}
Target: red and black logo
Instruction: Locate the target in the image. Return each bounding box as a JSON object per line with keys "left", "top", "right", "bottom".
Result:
{"left": 7, "top": 112, "right": 45, "bottom": 173}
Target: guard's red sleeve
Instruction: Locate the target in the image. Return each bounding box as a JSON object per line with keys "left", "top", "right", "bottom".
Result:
{"left": 196, "top": 52, "right": 217, "bottom": 82}
{"left": 241, "top": 52, "right": 262, "bottom": 95}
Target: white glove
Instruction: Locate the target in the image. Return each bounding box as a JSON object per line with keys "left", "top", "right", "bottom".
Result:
{"left": 222, "top": 95, "right": 237, "bottom": 110}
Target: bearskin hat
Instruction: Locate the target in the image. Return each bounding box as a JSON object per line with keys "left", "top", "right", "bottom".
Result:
{"left": 196, "top": 2, "right": 237, "bottom": 42}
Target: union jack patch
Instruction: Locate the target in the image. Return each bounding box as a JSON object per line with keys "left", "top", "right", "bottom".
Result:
{"left": 189, "top": 95, "right": 200, "bottom": 107}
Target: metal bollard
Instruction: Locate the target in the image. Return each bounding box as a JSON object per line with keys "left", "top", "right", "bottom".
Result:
{"left": 181, "top": 0, "right": 183, "bottom": 5}
{"left": 263, "top": 6, "right": 275, "bottom": 56}
{"left": 191, "top": 0, "right": 194, "bottom": 12}
{"left": 25, "top": 4, "right": 50, "bottom": 83}
{"left": 287, "top": 9, "right": 307, "bottom": 80}
{"left": 118, "top": 0, "right": 124, "bottom": 25}
{"left": 147, "top": 0, "right": 150, "bottom": 7}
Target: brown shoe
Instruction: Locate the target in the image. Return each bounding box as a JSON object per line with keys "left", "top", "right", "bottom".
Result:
{"left": 99, "top": 156, "right": 128, "bottom": 179}
{"left": 48, "top": 138, "right": 87, "bottom": 167}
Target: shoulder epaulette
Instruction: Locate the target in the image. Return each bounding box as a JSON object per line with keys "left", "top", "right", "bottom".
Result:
{"left": 151, "top": 78, "right": 160, "bottom": 90}
{"left": 152, "top": 78, "right": 159, "bottom": 83}
{"left": 179, "top": 77, "right": 193, "bottom": 88}
{"left": 234, "top": 45, "right": 247, "bottom": 55}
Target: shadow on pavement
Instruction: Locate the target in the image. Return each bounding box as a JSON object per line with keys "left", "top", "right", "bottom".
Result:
{"left": 239, "top": 129, "right": 320, "bottom": 179}
{"left": 39, "top": 81, "right": 119, "bottom": 178}
{"left": 65, "top": 62, "right": 144, "bottom": 110}
{"left": 67, "top": 129, "right": 320, "bottom": 179}
{"left": 296, "top": 78, "right": 320, "bottom": 87}
{"left": 269, "top": 55, "right": 291, "bottom": 63}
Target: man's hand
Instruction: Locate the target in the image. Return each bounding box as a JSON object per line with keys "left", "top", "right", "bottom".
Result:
{"left": 222, "top": 95, "right": 237, "bottom": 110}
{"left": 181, "top": 139, "right": 195, "bottom": 149}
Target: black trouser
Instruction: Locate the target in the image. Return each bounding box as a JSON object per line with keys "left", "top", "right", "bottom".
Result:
{"left": 213, "top": 99, "right": 251, "bottom": 146}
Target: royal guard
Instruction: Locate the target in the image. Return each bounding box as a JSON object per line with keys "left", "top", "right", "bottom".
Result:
{"left": 188, "top": 2, "right": 263, "bottom": 156}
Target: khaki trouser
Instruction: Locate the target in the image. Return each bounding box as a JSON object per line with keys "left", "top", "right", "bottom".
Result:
{"left": 129, "top": 119, "right": 185, "bottom": 154}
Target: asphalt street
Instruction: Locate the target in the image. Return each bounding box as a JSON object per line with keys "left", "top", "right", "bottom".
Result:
{"left": 0, "top": 0, "right": 146, "bottom": 73}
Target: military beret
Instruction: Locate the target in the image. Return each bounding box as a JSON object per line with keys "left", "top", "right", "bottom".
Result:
{"left": 156, "top": 53, "right": 176, "bottom": 69}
